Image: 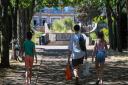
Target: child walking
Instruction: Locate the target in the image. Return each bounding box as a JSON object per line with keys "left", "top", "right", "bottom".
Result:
{"left": 68, "top": 25, "right": 87, "bottom": 85}
{"left": 20, "top": 32, "right": 37, "bottom": 85}
{"left": 92, "top": 31, "right": 108, "bottom": 85}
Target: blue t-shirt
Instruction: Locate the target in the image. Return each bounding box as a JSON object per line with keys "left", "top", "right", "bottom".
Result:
{"left": 68, "top": 33, "right": 86, "bottom": 59}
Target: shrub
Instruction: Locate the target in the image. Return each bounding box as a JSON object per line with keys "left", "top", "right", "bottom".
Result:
{"left": 52, "top": 17, "right": 74, "bottom": 33}
{"left": 101, "top": 28, "right": 109, "bottom": 43}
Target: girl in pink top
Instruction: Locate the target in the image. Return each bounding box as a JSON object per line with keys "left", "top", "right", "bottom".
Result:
{"left": 92, "top": 31, "right": 108, "bottom": 85}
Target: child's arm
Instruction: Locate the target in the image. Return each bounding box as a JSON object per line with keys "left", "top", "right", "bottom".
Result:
{"left": 68, "top": 50, "right": 71, "bottom": 64}
{"left": 68, "top": 35, "right": 72, "bottom": 64}
{"left": 19, "top": 45, "right": 24, "bottom": 57}
{"left": 104, "top": 41, "right": 108, "bottom": 57}
{"left": 105, "top": 41, "right": 108, "bottom": 50}
{"left": 92, "top": 48, "right": 95, "bottom": 62}
{"left": 84, "top": 42, "right": 87, "bottom": 60}
{"left": 33, "top": 45, "right": 37, "bottom": 63}
{"left": 19, "top": 46, "right": 25, "bottom": 61}
{"left": 92, "top": 42, "right": 97, "bottom": 62}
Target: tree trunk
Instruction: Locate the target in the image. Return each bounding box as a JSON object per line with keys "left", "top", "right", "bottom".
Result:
{"left": 18, "top": 0, "right": 35, "bottom": 47}
{"left": 106, "top": 0, "right": 114, "bottom": 49}
{"left": 116, "top": 0, "right": 122, "bottom": 52}
{"left": 126, "top": 0, "right": 128, "bottom": 14}
{"left": 0, "top": 32, "right": 1, "bottom": 60}
{"left": 126, "top": 0, "right": 128, "bottom": 48}
{"left": 0, "top": 0, "right": 12, "bottom": 67}
{"left": 0, "top": 5, "right": 2, "bottom": 60}
{"left": 1, "top": 34, "right": 10, "bottom": 67}
{"left": 113, "top": 20, "right": 117, "bottom": 50}
{"left": 1, "top": 15, "right": 12, "bottom": 67}
{"left": 11, "top": 0, "right": 19, "bottom": 60}
{"left": 18, "top": 8, "right": 32, "bottom": 47}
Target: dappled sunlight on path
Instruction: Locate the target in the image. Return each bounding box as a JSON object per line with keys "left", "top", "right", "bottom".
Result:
{"left": 0, "top": 45, "right": 128, "bottom": 85}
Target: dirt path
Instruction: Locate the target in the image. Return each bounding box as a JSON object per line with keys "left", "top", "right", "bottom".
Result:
{"left": 35, "top": 48, "right": 128, "bottom": 85}
{"left": 0, "top": 46, "right": 128, "bottom": 85}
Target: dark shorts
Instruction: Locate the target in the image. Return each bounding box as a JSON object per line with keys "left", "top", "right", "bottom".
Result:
{"left": 72, "top": 57, "right": 84, "bottom": 67}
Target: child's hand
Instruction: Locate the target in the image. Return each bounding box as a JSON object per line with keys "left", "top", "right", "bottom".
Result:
{"left": 68, "top": 59, "right": 70, "bottom": 64}
{"left": 22, "top": 56, "right": 25, "bottom": 61}
{"left": 92, "top": 57, "right": 94, "bottom": 62}
{"left": 84, "top": 56, "right": 87, "bottom": 60}
{"left": 35, "top": 58, "right": 37, "bottom": 63}
{"left": 35, "top": 56, "right": 37, "bottom": 63}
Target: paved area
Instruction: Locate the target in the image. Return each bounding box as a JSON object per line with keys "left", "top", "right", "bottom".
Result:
{"left": 0, "top": 56, "right": 42, "bottom": 85}
{"left": 0, "top": 45, "right": 128, "bottom": 85}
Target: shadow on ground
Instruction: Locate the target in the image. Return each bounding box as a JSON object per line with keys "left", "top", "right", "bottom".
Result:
{"left": 0, "top": 48, "right": 128, "bottom": 85}
{"left": 36, "top": 49, "right": 128, "bottom": 85}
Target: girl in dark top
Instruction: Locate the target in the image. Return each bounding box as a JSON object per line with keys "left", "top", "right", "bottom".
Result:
{"left": 92, "top": 31, "right": 108, "bottom": 85}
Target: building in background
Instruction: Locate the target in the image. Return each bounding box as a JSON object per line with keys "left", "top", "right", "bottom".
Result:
{"left": 32, "top": 6, "right": 76, "bottom": 30}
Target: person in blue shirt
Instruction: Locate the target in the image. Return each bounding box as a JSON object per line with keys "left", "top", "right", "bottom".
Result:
{"left": 68, "top": 25, "right": 87, "bottom": 85}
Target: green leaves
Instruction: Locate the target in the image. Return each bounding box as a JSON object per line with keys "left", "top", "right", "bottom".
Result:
{"left": 76, "top": 0, "right": 102, "bottom": 23}
{"left": 19, "top": 0, "right": 32, "bottom": 8}
{"left": 52, "top": 18, "right": 74, "bottom": 33}
{"left": 10, "top": 0, "right": 16, "bottom": 7}
{"left": 10, "top": 0, "right": 34, "bottom": 8}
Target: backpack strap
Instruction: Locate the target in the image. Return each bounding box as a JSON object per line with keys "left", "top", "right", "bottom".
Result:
{"left": 80, "top": 33, "right": 87, "bottom": 58}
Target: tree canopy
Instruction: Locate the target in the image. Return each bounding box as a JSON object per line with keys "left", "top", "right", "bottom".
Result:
{"left": 0, "top": 0, "right": 127, "bottom": 68}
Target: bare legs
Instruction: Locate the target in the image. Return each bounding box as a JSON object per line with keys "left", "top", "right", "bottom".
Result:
{"left": 29, "top": 68, "right": 32, "bottom": 83}
{"left": 25, "top": 68, "right": 29, "bottom": 85}
{"left": 95, "top": 61, "right": 104, "bottom": 85}
{"left": 24, "top": 56, "right": 34, "bottom": 85}
{"left": 25, "top": 67, "right": 32, "bottom": 85}
{"left": 73, "top": 65, "right": 80, "bottom": 85}
{"left": 99, "top": 64, "right": 104, "bottom": 85}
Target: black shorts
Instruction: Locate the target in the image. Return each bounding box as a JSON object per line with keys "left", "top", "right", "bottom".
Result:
{"left": 72, "top": 57, "right": 84, "bottom": 67}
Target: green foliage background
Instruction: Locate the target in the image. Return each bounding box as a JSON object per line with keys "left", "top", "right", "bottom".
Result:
{"left": 52, "top": 17, "right": 74, "bottom": 33}
{"left": 90, "top": 16, "right": 109, "bottom": 43}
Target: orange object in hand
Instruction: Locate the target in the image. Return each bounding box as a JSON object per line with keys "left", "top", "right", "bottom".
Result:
{"left": 65, "top": 64, "right": 72, "bottom": 80}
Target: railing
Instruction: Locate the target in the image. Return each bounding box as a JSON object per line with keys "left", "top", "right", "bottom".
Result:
{"left": 48, "top": 33, "right": 90, "bottom": 45}
{"left": 49, "top": 33, "right": 72, "bottom": 41}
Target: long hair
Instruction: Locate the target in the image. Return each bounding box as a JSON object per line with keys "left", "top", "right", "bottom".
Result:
{"left": 97, "top": 31, "right": 104, "bottom": 41}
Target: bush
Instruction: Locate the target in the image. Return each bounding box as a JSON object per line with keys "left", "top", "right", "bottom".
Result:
{"left": 90, "top": 32, "right": 97, "bottom": 40}
{"left": 90, "top": 28, "right": 109, "bottom": 43}
{"left": 52, "top": 17, "right": 74, "bottom": 33}
{"left": 52, "top": 20, "right": 66, "bottom": 33}
{"left": 101, "top": 28, "right": 109, "bottom": 43}
{"left": 91, "top": 16, "right": 109, "bottom": 43}
{"left": 32, "top": 32, "right": 43, "bottom": 44}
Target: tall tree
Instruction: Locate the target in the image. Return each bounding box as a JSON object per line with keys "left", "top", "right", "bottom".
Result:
{"left": 105, "top": 0, "right": 127, "bottom": 51}
{"left": 0, "top": 0, "right": 71, "bottom": 67}
{"left": 126, "top": 0, "right": 128, "bottom": 14}
{"left": 105, "top": 0, "right": 115, "bottom": 50}
{"left": 1, "top": 0, "right": 12, "bottom": 67}
{"left": 18, "top": 0, "right": 36, "bottom": 47}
